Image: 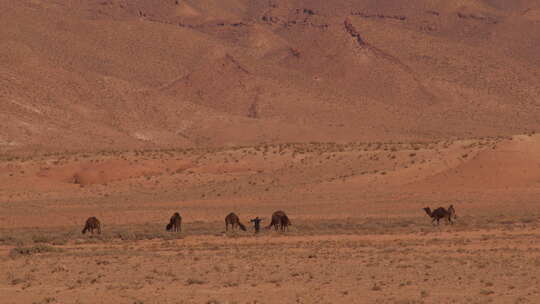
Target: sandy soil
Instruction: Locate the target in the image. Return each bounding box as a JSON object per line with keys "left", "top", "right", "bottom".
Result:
{"left": 2, "top": 227, "right": 540, "bottom": 304}
{"left": 2, "top": 135, "right": 540, "bottom": 303}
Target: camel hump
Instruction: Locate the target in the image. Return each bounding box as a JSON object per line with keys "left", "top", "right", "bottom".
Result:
{"left": 273, "top": 210, "right": 287, "bottom": 216}
{"left": 225, "top": 212, "right": 239, "bottom": 222}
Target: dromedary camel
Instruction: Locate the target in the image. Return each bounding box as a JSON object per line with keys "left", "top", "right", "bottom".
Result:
{"left": 266, "top": 210, "right": 291, "bottom": 231}
{"left": 225, "top": 212, "right": 247, "bottom": 232}
{"left": 166, "top": 212, "right": 182, "bottom": 232}
{"left": 423, "top": 205, "right": 456, "bottom": 226}
{"left": 82, "top": 216, "right": 101, "bottom": 234}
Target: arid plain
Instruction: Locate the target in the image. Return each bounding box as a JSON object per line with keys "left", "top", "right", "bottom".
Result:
{"left": 2, "top": 0, "right": 540, "bottom": 303}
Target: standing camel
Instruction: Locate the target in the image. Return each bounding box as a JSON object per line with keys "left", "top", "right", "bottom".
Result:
{"left": 82, "top": 216, "right": 101, "bottom": 234}
{"left": 266, "top": 210, "right": 291, "bottom": 231}
{"left": 166, "top": 212, "right": 182, "bottom": 232}
{"left": 225, "top": 212, "right": 247, "bottom": 232}
{"left": 423, "top": 206, "right": 454, "bottom": 226}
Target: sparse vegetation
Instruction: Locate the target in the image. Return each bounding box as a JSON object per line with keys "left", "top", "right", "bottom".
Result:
{"left": 9, "top": 244, "right": 62, "bottom": 258}
{"left": 0, "top": 124, "right": 535, "bottom": 303}
{"left": 186, "top": 278, "right": 206, "bottom": 285}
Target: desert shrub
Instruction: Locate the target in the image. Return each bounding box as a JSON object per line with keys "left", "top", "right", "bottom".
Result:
{"left": 186, "top": 278, "right": 206, "bottom": 285}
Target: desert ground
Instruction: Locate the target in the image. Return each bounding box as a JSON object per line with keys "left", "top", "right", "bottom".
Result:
{"left": 2, "top": 135, "right": 540, "bottom": 303}
{"left": 3, "top": 0, "right": 540, "bottom": 303}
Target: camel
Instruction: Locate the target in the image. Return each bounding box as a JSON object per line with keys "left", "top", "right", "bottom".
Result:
{"left": 166, "top": 212, "right": 182, "bottom": 232}
{"left": 266, "top": 210, "right": 291, "bottom": 231}
{"left": 225, "top": 212, "right": 246, "bottom": 232}
{"left": 250, "top": 217, "right": 263, "bottom": 233}
{"left": 423, "top": 206, "right": 455, "bottom": 225}
{"left": 82, "top": 216, "right": 101, "bottom": 234}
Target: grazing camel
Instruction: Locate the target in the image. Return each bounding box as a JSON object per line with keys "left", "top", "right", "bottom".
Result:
{"left": 225, "top": 212, "right": 246, "bottom": 232}
{"left": 250, "top": 217, "right": 263, "bottom": 234}
{"left": 82, "top": 217, "right": 101, "bottom": 234}
{"left": 423, "top": 206, "right": 454, "bottom": 225}
{"left": 166, "top": 212, "right": 182, "bottom": 232}
{"left": 266, "top": 210, "right": 291, "bottom": 231}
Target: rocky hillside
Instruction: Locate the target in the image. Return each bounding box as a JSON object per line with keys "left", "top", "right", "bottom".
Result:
{"left": 2, "top": 0, "right": 540, "bottom": 154}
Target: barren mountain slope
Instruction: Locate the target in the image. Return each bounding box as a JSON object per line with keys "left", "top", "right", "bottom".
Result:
{"left": 2, "top": 0, "right": 540, "bottom": 153}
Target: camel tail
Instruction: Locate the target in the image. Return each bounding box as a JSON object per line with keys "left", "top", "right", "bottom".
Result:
{"left": 81, "top": 226, "right": 87, "bottom": 234}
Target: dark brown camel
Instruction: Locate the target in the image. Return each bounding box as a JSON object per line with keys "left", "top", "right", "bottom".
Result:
{"left": 166, "top": 212, "right": 182, "bottom": 232}
{"left": 423, "top": 206, "right": 455, "bottom": 226}
{"left": 266, "top": 210, "right": 291, "bottom": 231}
{"left": 82, "top": 216, "right": 101, "bottom": 234}
{"left": 225, "top": 212, "right": 246, "bottom": 232}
